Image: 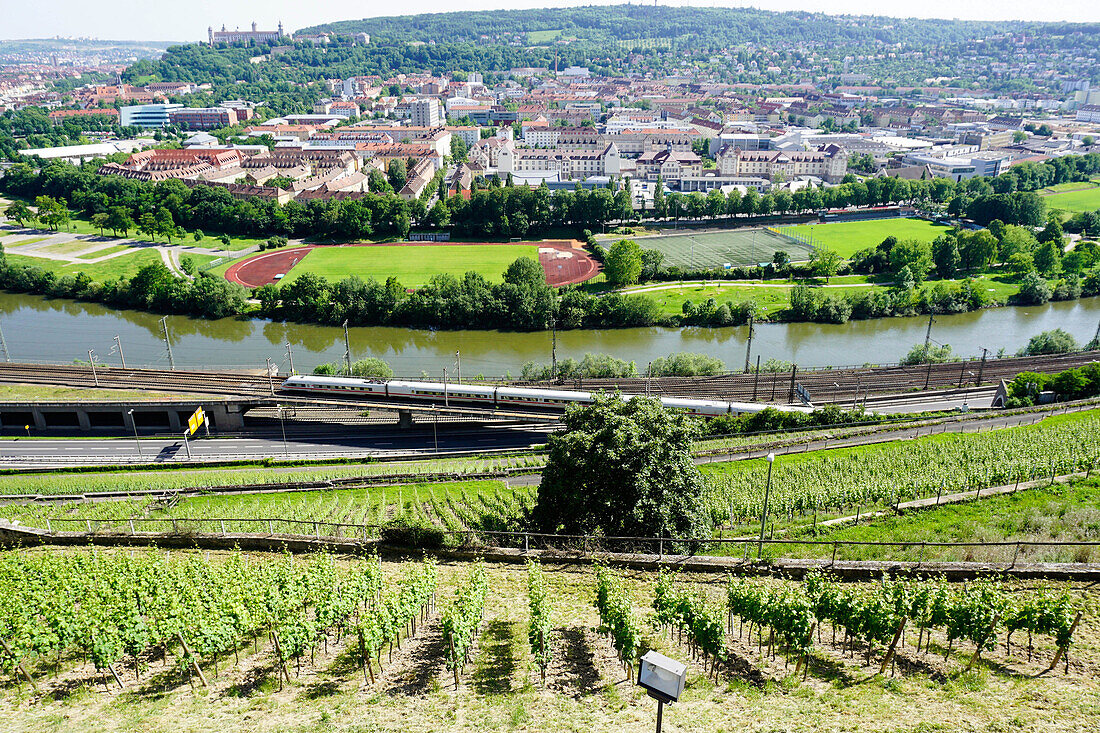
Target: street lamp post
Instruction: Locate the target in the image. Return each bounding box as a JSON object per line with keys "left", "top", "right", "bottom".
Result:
{"left": 962, "top": 371, "right": 975, "bottom": 409}
{"left": 277, "top": 404, "right": 289, "bottom": 458}
{"left": 757, "top": 452, "right": 775, "bottom": 559}
{"left": 127, "top": 409, "right": 143, "bottom": 460}
{"left": 432, "top": 405, "right": 439, "bottom": 453}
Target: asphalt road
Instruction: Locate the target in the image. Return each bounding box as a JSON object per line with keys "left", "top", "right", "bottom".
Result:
{"left": 0, "top": 423, "right": 556, "bottom": 467}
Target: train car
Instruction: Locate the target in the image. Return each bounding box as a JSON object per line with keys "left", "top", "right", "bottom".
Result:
{"left": 279, "top": 375, "right": 813, "bottom": 416}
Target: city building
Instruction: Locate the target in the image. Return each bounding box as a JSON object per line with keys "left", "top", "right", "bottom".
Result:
{"left": 209, "top": 22, "right": 286, "bottom": 46}
{"left": 411, "top": 99, "right": 442, "bottom": 127}
{"left": 168, "top": 107, "right": 239, "bottom": 130}
{"left": 120, "top": 103, "right": 183, "bottom": 128}
{"left": 717, "top": 147, "right": 847, "bottom": 183}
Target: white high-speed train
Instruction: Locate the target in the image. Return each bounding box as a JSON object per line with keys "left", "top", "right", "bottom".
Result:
{"left": 279, "top": 375, "right": 812, "bottom": 416}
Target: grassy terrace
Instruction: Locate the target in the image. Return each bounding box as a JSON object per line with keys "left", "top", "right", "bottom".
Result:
{"left": 0, "top": 548, "right": 1097, "bottom": 733}
{"left": 789, "top": 476, "right": 1100, "bottom": 564}
{"left": 4, "top": 249, "right": 223, "bottom": 281}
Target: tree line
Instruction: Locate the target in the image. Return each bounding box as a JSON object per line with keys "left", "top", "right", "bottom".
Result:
{"left": 3, "top": 154, "right": 1098, "bottom": 248}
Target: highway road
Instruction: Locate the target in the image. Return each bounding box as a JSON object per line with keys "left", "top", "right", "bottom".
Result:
{"left": 0, "top": 423, "right": 556, "bottom": 467}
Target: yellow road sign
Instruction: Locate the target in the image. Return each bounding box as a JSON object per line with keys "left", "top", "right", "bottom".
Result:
{"left": 187, "top": 407, "right": 206, "bottom": 435}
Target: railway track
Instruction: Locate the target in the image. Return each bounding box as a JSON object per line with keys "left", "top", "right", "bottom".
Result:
{"left": 0, "top": 363, "right": 280, "bottom": 398}
{"left": 517, "top": 350, "right": 1100, "bottom": 404}
{"left": 0, "top": 350, "right": 1095, "bottom": 409}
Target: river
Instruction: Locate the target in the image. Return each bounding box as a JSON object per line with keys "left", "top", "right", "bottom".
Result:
{"left": 1, "top": 292, "right": 1098, "bottom": 377}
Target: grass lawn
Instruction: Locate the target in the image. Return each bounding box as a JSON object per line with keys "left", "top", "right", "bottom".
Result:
{"left": 4, "top": 195, "right": 265, "bottom": 251}
{"left": 3, "top": 236, "right": 49, "bottom": 247}
{"left": 0, "top": 384, "right": 194, "bottom": 402}
{"left": 1043, "top": 184, "right": 1100, "bottom": 213}
{"left": 526, "top": 28, "right": 565, "bottom": 42}
{"left": 1, "top": 549, "right": 1097, "bottom": 733}
{"left": 74, "top": 243, "right": 132, "bottom": 259}
{"left": 280, "top": 244, "right": 539, "bottom": 287}
{"left": 636, "top": 282, "right": 875, "bottom": 316}
{"left": 627, "top": 271, "right": 1016, "bottom": 318}
{"left": 6, "top": 249, "right": 164, "bottom": 281}
{"left": 794, "top": 477, "right": 1100, "bottom": 564}
{"left": 780, "top": 218, "right": 953, "bottom": 258}
{"left": 34, "top": 240, "right": 100, "bottom": 256}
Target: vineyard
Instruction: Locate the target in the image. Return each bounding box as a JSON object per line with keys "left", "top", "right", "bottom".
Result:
{"left": 5, "top": 480, "right": 537, "bottom": 536}
{"left": 704, "top": 411, "right": 1100, "bottom": 534}
{"left": 0, "top": 550, "right": 1096, "bottom": 733}
{"left": 0, "top": 455, "right": 547, "bottom": 498}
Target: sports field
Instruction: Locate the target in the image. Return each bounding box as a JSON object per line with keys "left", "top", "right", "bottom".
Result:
{"left": 633, "top": 228, "right": 810, "bottom": 269}
{"left": 778, "top": 218, "right": 952, "bottom": 258}
{"left": 1043, "top": 184, "right": 1100, "bottom": 213}
{"left": 278, "top": 244, "right": 538, "bottom": 287}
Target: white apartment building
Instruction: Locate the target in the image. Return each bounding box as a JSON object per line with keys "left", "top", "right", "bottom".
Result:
{"left": 411, "top": 99, "right": 442, "bottom": 127}
{"left": 717, "top": 146, "right": 847, "bottom": 183}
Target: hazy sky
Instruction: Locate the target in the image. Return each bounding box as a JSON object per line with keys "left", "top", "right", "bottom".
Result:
{"left": 5, "top": 0, "right": 1099, "bottom": 43}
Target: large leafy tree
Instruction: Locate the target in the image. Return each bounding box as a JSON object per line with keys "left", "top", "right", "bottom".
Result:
{"left": 533, "top": 394, "right": 712, "bottom": 539}
{"left": 604, "top": 238, "right": 643, "bottom": 286}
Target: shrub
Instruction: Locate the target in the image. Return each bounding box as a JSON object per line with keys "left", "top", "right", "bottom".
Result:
{"left": 1017, "top": 329, "right": 1080, "bottom": 356}
{"left": 379, "top": 516, "right": 449, "bottom": 550}
{"left": 647, "top": 352, "right": 726, "bottom": 377}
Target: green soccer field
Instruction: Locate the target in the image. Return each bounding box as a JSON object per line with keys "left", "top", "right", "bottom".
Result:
{"left": 778, "top": 218, "right": 953, "bottom": 258}
{"left": 633, "top": 228, "right": 811, "bottom": 268}
{"left": 279, "top": 244, "right": 539, "bottom": 287}
{"left": 1043, "top": 185, "right": 1100, "bottom": 213}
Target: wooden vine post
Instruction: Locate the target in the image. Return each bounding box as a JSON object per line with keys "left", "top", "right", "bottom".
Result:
{"left": 879, "top": 617, "right": 907, "bottom": 675}
{"left": 0, "top": 638, "right": 38, "bottom": 691}
{"left": 1046, "top": 611, "right": 1082, "bottom": 673}
{"left": 175, "top": 633, "right": 208, "bottom": 688}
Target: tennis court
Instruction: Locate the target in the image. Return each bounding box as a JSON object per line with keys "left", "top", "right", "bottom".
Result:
{"left": 631, "top": 227, "right": 813, "bottom": 269}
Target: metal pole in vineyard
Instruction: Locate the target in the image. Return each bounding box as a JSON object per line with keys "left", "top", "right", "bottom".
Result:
{"left": 757, "top": 452, "right": 775, "bottom": 559}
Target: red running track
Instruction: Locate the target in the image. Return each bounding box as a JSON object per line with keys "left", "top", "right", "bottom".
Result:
{"left": 223, "top": 241, "right": 599, "bottom": 288}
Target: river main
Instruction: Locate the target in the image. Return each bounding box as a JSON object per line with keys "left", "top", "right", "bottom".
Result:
{"left": 2, "top": 292, "right": 1098, "bottom": 376}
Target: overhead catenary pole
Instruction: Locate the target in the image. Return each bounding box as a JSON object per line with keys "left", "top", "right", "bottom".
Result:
{"left": 160, "top": 317, "right": 175, "bottom": 370}
{"left": 88, "top": 349, "right": 99, "bottom": 387}
{"left": 922, "top": 314, "right": 936, "bottom": 390}
{"left": 976, "top": 347, "right": 989, "bottom": 388}
{"left": 266, "top": 358, "right": 275, "bottom": 396}
{"left": 550, "top": 315, "right": 558, "bottom": 379}
{"left": 443, "top": 367, "right": 449, "bottom": 407}
{"left": 744, "top": 314, "right": 754, "bottom": 372}
{"left": 113, "top": 334, "right": 126, "bottom": 369}
{"left": 752, "top": 354, "right": 761, "bottom": 401}
{"left": 454, "top": 349, "right": 461, "bottom": 383}
{"left": 343, "top": 320, "right": 351, "bottom": 375}
{"left": 285, "top": 341, "right": 295, "bottom": 375}
{"left": 0, "top": 322, "right": 10, "bottom": 362}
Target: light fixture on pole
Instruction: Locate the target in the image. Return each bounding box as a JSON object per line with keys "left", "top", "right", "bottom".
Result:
{"left": 127, "top": 409, "right": 143, "bottom": 459}
{"left": 638, "top": 650, "right": 686, "bottom": 733}
{"left": 277, "top": 404, "right": 289, "bottom": 457}
{"left": 757, "top": 452, "right": 775, "bottom": 559}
